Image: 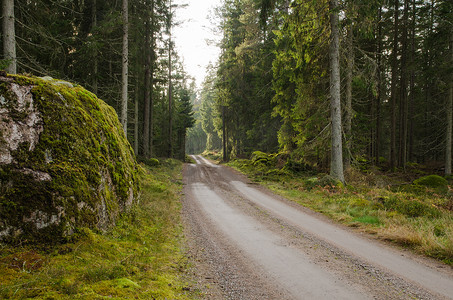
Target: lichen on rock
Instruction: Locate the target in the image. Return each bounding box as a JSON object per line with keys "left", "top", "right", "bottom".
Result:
{"left": 0, "top": 74, "right": 140, "bottom": 243}
{"left": 0, "top": 81, "right": 43, "bottom": 164}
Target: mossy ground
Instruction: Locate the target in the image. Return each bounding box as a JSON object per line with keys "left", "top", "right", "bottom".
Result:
{"left": 0, "top": 160, "right": 200, "bottom": 299}
{"left": 225, "top": 156, "right": 453, "bottom": 265}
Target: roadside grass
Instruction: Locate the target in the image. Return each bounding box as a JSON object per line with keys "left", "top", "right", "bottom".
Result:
{"left": 225, "top": 157, "right": 453, "bottom": 265}
{"left": 0, "top": 160, "right": 198, "bottom": 299}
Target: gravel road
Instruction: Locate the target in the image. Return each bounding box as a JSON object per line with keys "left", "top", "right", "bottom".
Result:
{"left": 182, "top": 155, "right": 453, "bottom": 299}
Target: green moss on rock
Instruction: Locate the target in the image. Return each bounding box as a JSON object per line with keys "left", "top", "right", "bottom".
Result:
{"left": 413, "top": 175, "right": 448, "bottom": 193}
{"left": 0, "top": 74, "right": 139, "bottom": 243}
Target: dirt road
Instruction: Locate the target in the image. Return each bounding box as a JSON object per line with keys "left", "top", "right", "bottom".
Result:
{"left": 182, "top": 155, "right": 453, "bottom": 299}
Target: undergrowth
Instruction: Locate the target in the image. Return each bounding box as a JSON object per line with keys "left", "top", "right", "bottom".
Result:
{"left": 225, "top": 153, "right": 453, "bottom": 265}
{"left": 0, "top": 160, "right": 198, "bottom": 299}
{"left": 201, "top": 150, "right": 222, "bottom": 162}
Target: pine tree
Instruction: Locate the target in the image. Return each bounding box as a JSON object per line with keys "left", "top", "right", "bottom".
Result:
{"left": 121, "top": 0, "right": 129, "bottom": 135}
{"left": 329, "top": 0, "right": 345, "bottom": 182}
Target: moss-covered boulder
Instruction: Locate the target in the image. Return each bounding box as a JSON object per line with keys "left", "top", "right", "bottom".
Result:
{"left": 413, "top": 175, "right": 448, "bottom": 193}
{"left": 0, "top": 74, "right": 139, "bottom": 243}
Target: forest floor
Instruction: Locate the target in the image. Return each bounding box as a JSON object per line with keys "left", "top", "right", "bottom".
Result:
{"left": 182, "top": 154, "right": 453, "bottom": 299}
{"left": 0, "top": 160, "right": 200, "bottom": 299}
{"left": 2, "top": 153, "right": 453, "bottom": 299}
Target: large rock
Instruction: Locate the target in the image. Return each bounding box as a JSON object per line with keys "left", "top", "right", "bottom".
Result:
{"left": 0, "top": 74, "right": 139, "bottom": 243}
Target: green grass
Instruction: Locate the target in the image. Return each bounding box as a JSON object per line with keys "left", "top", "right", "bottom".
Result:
{"left": 353, "top": 215, "right": 382, "bottom": 225}
{"left": 0, "top": 160, "right": 199, "bottom": 299}
{"left": 225, "top": 157, "right": 453, "bottom": 265}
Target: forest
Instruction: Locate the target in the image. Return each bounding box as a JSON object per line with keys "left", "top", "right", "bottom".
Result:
{"left": 1, "top": 0, "right": 452, "bottom": 179}
{"left": 187, "top": 0, "right": 453, "bottom": 181}
{"left": 1, "top": 1, "right": 453, "bottom": 297}
{"left": 1, "top": 0, "right": 195, "bottom": 161}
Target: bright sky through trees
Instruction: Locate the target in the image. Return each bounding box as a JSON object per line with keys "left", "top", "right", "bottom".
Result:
{"left": 173, "top": 0, "right": 222, "bottom": 87}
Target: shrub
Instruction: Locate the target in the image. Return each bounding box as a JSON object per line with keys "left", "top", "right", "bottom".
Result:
{"left": 283, "top": 158, "right": 312, "bottom": 173}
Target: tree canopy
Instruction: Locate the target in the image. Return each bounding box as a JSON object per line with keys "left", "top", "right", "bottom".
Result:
{"left": 188, "top": 0, "right": 453, "bottom": 179}
{"left": 1, "top": 0, "right": 194, "bottom": 160}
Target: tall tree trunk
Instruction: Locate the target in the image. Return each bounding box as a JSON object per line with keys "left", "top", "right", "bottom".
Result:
{"left": 134, "top": 76, "right": 139, "bottom": 155}
{"left": 390, "top": 0, "right": 400, "bottom": 171}
{"left": 143, "top": 19, "right": 151, "bottom": 158}
{"left": 446, "top": 28, "right": 453, "bottom": 175}
{"left": 150, "top": 49, "right": 155, "bottom": 158}
{"left": 168, "top": 0, "right": 173, "bottom": 158}
{"left": 149, "top": 0, "right": 155, "bottom": 157}
{"left": 345, "top": 21, "right": 354, "bottom": 170}
{"left": 92, "top": 0, "right": 98, "bottom": 94}
{"left": 329, "top": 0, "right": 345, "bottom": 183}
{"left": 398, "top": 0, "right": 409, "bottom": 169}
{"left": 408, "top": 0, "right": 416, "bottom": 162}
{"left": 423, "top": 0, "right": 434, "bottom": 164}
{"left": 3, "top": 0, "right": 16, "bottom": 74}
{"left": 181, "top": 130, "right": 186, "bottom": 160}
{"left": 375, "top": 5, "right": 383, "bottom": 165}
{"left": 222, "top": 105, "right": 227, "bottom": 161}
{"left": 121, "top": 0, "right": 129, "bottom": 135}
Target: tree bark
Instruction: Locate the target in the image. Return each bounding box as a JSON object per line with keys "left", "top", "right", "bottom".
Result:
{"left": 149, "top": 0, "right": 155, "bottom": 158}
{"left": 92, "top": 0, "right": 98, "bottom": 94}
{"left": 168, "top": 0, "right": 173, "bottom": 158}
{"left": 446, "top": 28, "right": 453, "bottom": 175}
{"left": 150, "top": 49, "right": 155, "bottom": 157}
{"left": 345, "top": 21, "right": 354, "bottom": 170}
{"left": 134, "top": 76, "right": 139, "bottom": 155}
{"left": 398, "top": 0, "right": 409, "bottom": 169}
{"left": 375, "top": 5, "right": 383, "bottom": 165}
{"left": 329, "top": 0, "right": 345, "bottom": 183}
{"left": 3, "top": 0, "right": 16, "bottom": 74}
{"left": 143, "top": 18, "right": 151, "bottom": 158}
{"left": 222, "top": 105, "right": 227, "bottom": 161}
{"left": 408, "top": 0, "right": 416, "bottom": 162}
{"left": 121, "top": 0, "right": 129, "bottom": 135}
{"left": 390, "top": 0, "right": 399, "bottom": 171}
